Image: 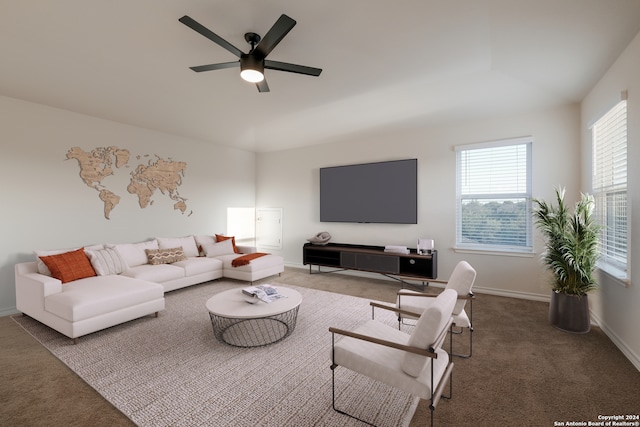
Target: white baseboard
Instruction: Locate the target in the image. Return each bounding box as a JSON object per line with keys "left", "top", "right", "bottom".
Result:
{"left": 470, "top": 286, "right": 550, "bottom": 302}
{"left": 0, "top": 307, "right": 19, "bottom": 317}
{"left": 590, "top": 311, "right": 640, "bottom": 372}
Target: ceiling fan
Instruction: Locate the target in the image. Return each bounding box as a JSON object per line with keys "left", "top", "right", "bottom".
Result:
{"left": 179, "top": 14, "right": 322, "bottom": 93}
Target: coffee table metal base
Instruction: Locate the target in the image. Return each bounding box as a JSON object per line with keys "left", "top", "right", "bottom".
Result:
{"left": 209, "top": 306, "right": 300, "bottom": 347}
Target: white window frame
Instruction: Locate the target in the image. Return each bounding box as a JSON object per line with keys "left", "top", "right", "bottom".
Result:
{"left": 590, "top": 94, "right": 629, "bottom": 284}
{"left": 455, "top": 136, "right": 533, "bottom": 254}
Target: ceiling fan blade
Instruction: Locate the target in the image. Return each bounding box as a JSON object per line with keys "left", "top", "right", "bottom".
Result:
{"left": 256, "top": 78, "right": 270, "bottom": 93}
{"left": 265, "top": 60, "right": 322, "bottom": 76}
{"left": 253, "top": 14, "right": 296, "bottom": 59}
{"left": 179, "top": 15, "right": 244, "bottom": 58}
{"left": 189, "top": 61, "right": 239, "bottom": 72}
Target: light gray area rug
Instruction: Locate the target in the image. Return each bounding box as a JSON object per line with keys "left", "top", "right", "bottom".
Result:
{"left": 14, "top": 281, "right": 418, "bottom": 427}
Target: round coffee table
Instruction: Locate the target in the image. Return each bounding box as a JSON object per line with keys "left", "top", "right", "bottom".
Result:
{"left": 206, "top": 287, "right": 302, "bottom": 347}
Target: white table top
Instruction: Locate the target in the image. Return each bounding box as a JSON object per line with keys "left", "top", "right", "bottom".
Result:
{"left": 206, "top": 286, "right": 302, "bottom": 319}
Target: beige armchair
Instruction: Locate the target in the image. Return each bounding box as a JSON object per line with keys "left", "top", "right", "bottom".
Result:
{"left": 330, "top": 289, "right": 457, "bottom": 427}
{"left": 396, "top": 260, "right": 476, "bottom": 358}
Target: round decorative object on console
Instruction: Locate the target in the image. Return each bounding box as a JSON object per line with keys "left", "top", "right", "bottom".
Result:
{"left": 307, "top": 231, "right": 331, "bottom": 245}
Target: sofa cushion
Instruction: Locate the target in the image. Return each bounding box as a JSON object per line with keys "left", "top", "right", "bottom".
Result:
{"left": 216, "top": 253, "right": 284, "bottom": 271}
{"left": 201, "top": 239, "right": 235, "bottom": 257}
{"left": 44, "top": 275, "right": 163, "bottom": 322}
{"left": 86, "top": 247, "right": 127, "bottom": 276}
{"left": 157, "top": 236, "right": 199, "bottom": 258}
{"left": 121, "top": 264, "right": 185, "bottom": 283}
{"left": 216, "top": 234, "right": 239, "bottom": 253}
{"left": 193, "top": 235, "right": 215, "bottom": 255}
{"left": 145, "top": 247, "right": 187, "bottom": 265}
{"left": 38, "top": 248, "right": 97, "bottom": 284}
{"left": 172, "top": 257, "right": 223, "bottom": 276}
{"left": 110, "top": 240, "right": 158, "bottom": 268}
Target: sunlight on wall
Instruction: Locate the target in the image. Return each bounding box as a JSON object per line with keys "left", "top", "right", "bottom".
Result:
{"left": 227, "top": 207, "right": 256, "bottom": 245}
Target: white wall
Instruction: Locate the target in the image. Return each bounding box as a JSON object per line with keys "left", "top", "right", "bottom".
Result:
{"left": 0, "top": 96, "right": 256, "bottom": 314}
{"left": 256, "top": 103, "right": 581, "bottom": 299}
{"left": 581, "top": 31, "right": 640, "bottom": 369}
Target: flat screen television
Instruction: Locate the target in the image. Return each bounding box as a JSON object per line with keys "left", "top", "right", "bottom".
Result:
{"left": 320, "top": 159, "right": 417, "bottom": 224}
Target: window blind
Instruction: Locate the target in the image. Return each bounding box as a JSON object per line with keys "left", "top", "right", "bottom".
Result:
{"left": 456, "top": 137, "right": 532, "bottom": 252}
{"left": 592, "top": 99, "right": 628, "bottom": 271}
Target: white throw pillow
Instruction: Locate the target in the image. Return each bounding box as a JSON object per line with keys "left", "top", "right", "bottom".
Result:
{"left": 157, "top": 236, "right": 199, "bottom": 258}
{"left": 86, "top": 247, "right": 127, "bottom": 275}
{"left": 194, "top": 235, "right": 216, "bottom": 249}
{"left": 109, "top": 240, "right": 159, "bottom": 268}
{"left": 201, "top": 239, "right": 235, "bottom": 257}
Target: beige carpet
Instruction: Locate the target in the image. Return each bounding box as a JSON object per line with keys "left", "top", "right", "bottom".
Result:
{"left": 12, "top": 281, "right": 419, "bottom": 427}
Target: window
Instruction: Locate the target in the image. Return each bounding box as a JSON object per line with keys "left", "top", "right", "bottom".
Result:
{"left": 591, "top": 96, "right": 628, "bottom": 280}
{"left": 455, "top": 137, "right": 533, "bottom": 253}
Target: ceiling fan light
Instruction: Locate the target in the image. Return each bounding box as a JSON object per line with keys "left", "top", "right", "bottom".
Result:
{"left": 240, "top": 55, "right": 264, "bottom": 82}
{"left": 240, "top": 69, "right": 264, "bottom": 83}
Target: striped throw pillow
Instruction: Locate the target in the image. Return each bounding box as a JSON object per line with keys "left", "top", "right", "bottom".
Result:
{"left": 86, "top": 247, "right": 127, "bottom": 275}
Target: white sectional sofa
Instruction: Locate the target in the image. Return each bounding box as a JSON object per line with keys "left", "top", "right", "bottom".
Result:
{"left": 14, "top": 235, "right": 285, "bottom": 342}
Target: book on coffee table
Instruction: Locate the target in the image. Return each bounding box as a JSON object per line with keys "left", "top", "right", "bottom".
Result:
{"left": 242, "top": 284, "right": 287, "bottom": 303}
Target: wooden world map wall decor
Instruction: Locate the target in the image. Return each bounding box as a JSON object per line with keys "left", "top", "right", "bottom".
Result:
{"left": 66, "top": 146, "right": 192, "bottom": 219}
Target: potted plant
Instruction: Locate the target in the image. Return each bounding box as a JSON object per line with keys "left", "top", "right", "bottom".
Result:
{"left": 532, "top": 187, "right": 601, "bottom": 333}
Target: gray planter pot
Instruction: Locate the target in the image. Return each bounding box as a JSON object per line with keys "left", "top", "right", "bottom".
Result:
{"left": 548, "top": 291, "right": 590, "bottom": 333}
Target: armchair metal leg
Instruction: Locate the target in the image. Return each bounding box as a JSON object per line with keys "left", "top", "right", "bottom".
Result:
{"left": 332, "top": 363, "right": 448, "bottom": 427}
{"left": 331, "top": 332, "right": 375, "bottom": 425}
{"left": 452, "top": 299, "right": 473, "bottom": 358}
{"left": 441, "top": 323, "right": 454, "bottom": 401}
{"left": 331, "top": 364, "right": 376, "bottom": 426}
{"left": 429, "top": 362, "right": 454, "bottom": 427}
{"left": 451, "top": 326, "right": 473, "bottom": 358}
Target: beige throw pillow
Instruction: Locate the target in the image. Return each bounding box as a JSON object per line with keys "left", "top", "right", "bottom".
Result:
{"left": 145, "top": 246, "right": 187, "bottom": 265}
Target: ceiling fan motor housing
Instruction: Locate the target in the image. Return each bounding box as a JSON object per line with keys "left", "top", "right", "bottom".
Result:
{"left": 240, "top": 54, "right": 265, "bottom": 82}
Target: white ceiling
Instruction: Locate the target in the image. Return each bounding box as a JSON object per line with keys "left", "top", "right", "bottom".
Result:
{"left": 2, "top": 1, "right": 640, "bottom": 152}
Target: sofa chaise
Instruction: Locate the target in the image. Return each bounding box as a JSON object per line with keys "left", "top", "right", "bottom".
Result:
{"left": 15, "top": 234, "right": 285, "bottom": 342}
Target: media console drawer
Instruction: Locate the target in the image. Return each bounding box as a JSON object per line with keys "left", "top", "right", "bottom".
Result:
{"left": 341, "top": 252, "right": 399, "bottom": 274}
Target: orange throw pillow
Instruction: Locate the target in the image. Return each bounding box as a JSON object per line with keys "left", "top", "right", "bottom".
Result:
{"left": 215, "top": 234, "right": 239, "bottom": 254}
{"left": 39, "top": 247, "right": 97, "bottom": 283}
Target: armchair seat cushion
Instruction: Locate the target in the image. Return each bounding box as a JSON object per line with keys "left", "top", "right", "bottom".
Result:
{"left": 172, "top": 257, "right": 223, "bottom": 276}
{"left": 333, "top": 319, "right": 449, "bottom": 399}
{"left": 452, "top": 310, "right": 470, "bottom": 328}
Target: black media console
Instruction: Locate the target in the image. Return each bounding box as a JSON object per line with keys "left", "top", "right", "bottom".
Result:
{"left": 302, "top": 242, "right": 437, "bottom": 282}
